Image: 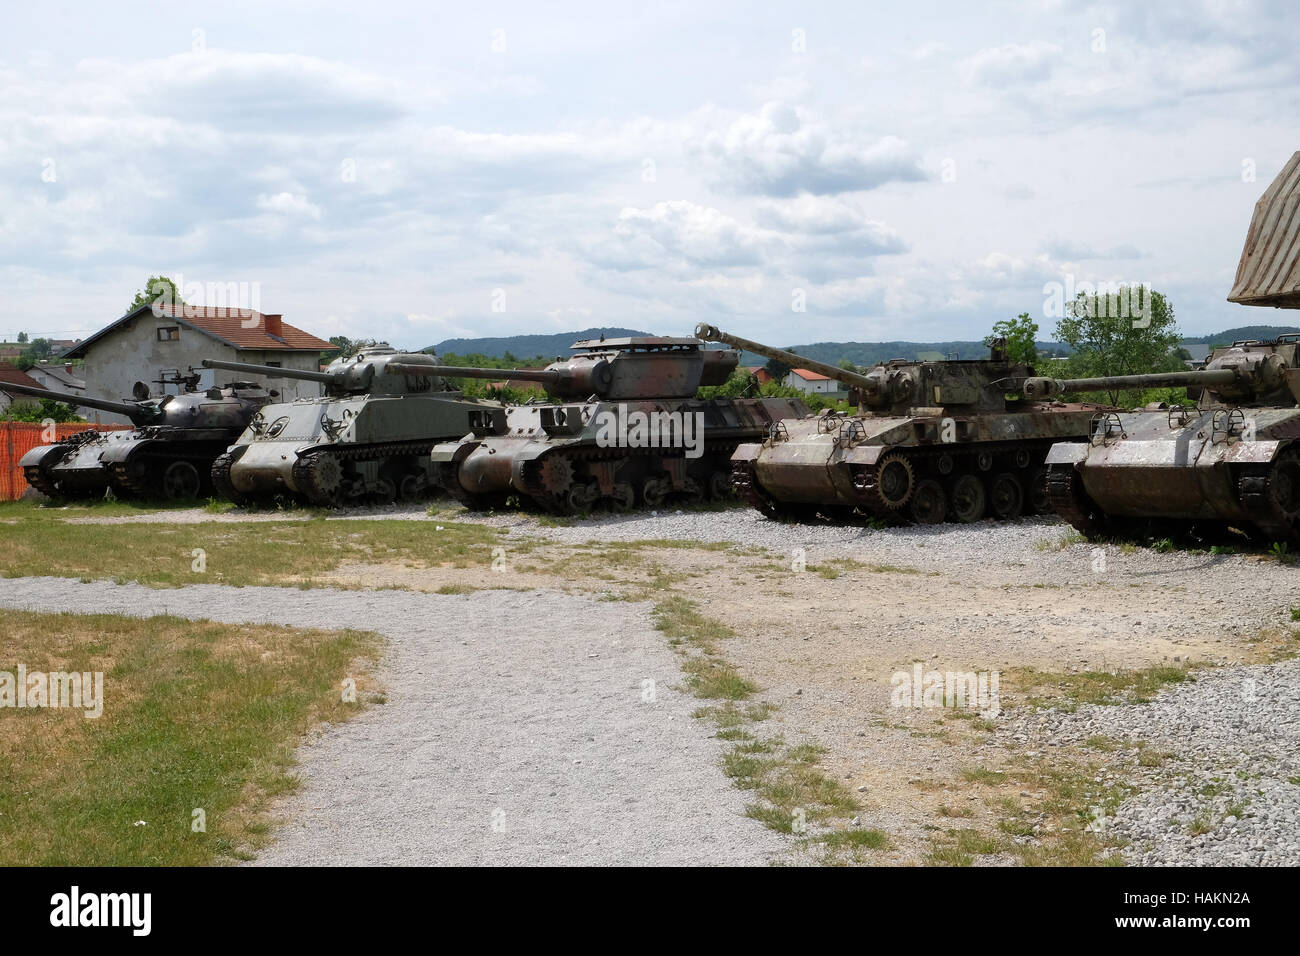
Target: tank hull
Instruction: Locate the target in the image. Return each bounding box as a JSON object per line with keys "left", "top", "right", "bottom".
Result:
{"left": 731, "top": 404, "right": 1111, "bottom": 524}
{"left": 216, "top": 393, "right": 503, "bottom": 505}
{"left": 1045, "top": 407, "right": 1300, "bottom": 542}
{"left": 431, "top": 396, "right": 810, "bottom": 513}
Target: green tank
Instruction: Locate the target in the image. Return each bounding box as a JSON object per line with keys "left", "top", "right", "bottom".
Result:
{"left": 414, "top": 336, "right": 810, "bottom": 514}
{"left": 203, "top": 346, "right": 502, "bottom": 506}
{"left": 693, "top": 324, "right": 1119, "bottom": 524}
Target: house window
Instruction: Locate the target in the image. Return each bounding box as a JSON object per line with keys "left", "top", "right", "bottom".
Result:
{"left": 265, "top": 361, "right": 282, "bottom": 368}
{"left": 157, "top": 326, "right": 180, "bottom": 341}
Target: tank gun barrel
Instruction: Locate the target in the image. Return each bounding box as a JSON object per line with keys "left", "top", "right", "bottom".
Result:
{"left": 0, "top": 381, "right": 157, "bottom": 423}
{"left": 694, "top": 324, "right": 877, "bottom": 391}
{"left": 1022, "top": 368, "right": 1239, "bottom": 399}
{"left": 385, "top": 362, "right": 562, "bottom": 385}
{"left": 201, "top": 358, "right": 337, "bottom": 384}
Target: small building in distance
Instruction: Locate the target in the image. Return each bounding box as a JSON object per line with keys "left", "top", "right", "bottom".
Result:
{"left": 784, "top": 368, "right": 838, "bottom": 395}
{"left": 63, "top": 304, "right": 335, "bottom": 423}
{"left": 0, "top": 364, "right": 48, "bottom": 414}
{"left": 741, "top": 366, "right": 773, "bottom": 385}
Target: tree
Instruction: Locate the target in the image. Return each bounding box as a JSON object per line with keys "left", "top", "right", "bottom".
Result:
{"left": 2, "top": 397, "right": 82, "bottom": 423}
{"left": 16, "top": 337, "right": 55, "bottom": 370}
{"left": 764, "top": 357, "right": 791, "bottom": 381}
{"left": 16, "top": 331, "right": 28, "bottom": 344}
{"left": 984, "top": 313, "right": 1039, "bottom": 366}
{"left": 128, "top": 275, "right": 184, "bottom": 313}
{"left": 1054, "top": 286, "right": 1182, "bottom": 406}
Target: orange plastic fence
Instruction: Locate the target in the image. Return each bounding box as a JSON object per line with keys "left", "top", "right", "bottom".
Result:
{"left": 0, "top": 422, "right": 133, "bottom": 501}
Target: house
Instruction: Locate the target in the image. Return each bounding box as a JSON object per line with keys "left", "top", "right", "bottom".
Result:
{"left": 62, "top": 303, "right": 335, "bottom": 424}
{"left": 741, "top": 366, "right": 773, "bottom": 385}
{"left": 0, "top": 364, "right": 48, "bottom": 414}
{"left": 25, "top": 363, "right": 89, "bottom": 419}
{"left": 784, "top": 368, "right": 839, "bottom": 395}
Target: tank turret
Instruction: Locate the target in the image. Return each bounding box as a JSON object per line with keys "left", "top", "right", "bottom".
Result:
{"left": 203, "top": 346, "right": 447, "bottom": 398}
{"left": 1024, "top": 337, "right": 1300, "bottom": 407}
{"left": 387, "top": 336, "right": 739, "bottom": 402}
{"left": 3, "top": 379, "right": 275, "bottom": 431}
{"left": 694, "top": 323, "right": 1033, "bottom": 413}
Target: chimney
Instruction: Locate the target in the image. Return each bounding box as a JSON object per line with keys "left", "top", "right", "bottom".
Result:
{"left": 264, "top": 313, "right": 284, "bottom": 339}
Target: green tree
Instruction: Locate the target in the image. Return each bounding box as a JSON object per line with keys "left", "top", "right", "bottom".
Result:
{"left": 984, "top": 312, "right": 1039, "bottom": 366}
{"left": 2, "top": 397, "right": 83, "bottom": 423}
{"left": 16, "top": 337, "right": 55, "bottom": 370}
{"left": 1054, "top": 286, "right": 1182, "bottom": 406}
{"left": 128, "top": 275, "right": 184, "bottom": 312}
{"left": 16, "top": 331, "right": 28, "bottom": 344}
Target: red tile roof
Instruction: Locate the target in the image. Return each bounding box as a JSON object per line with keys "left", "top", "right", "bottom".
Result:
{"left": 790, "top": 368, "right": 831, "bottom": 381}
{"left": 152, "top": 304, "right": 334, "bottom": 351}
{"left": 0, "top": 363, "right": 47, "bottom": 392}
{"left": 65, "top": 304, "right": 335, "bottom": 358}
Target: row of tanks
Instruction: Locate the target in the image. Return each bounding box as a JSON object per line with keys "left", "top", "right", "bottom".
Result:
{"left": 14, "top": 152, "right": 1300, "bottom": 544}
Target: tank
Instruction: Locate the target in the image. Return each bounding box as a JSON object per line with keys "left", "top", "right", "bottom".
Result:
{"left": 1042, "top": 152, "right": 1300, "bottom": 545}
{"left": 419, "top": 336, "right": 811, "bottom": 513}
{"left": 693, "top": 324, "right": 1120, "bottom": 524}
{"left": 8, "top": 375, "right": 276, "bottom": 500}
{"left": 204, "top": 346, "right": 504, "bottom": 506}
{"left": 1040, "top": 337, "right": 1300, "bottom": 543}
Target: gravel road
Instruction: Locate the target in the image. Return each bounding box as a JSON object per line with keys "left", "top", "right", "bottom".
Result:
{"left": 1007, "top": 658, "right": 1300, "bottom": 866}
{"left": 0, "top": 576, "right": 781, "bottom": 866}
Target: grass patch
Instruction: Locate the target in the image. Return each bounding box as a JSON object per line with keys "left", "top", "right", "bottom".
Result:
{"left": 1008, "top": 664, "right": 1192, "bottom": 709}
{"left": 0, "top": 501, "right": 500, "bottom": 588}
{"left": 0, "top": 608, "right": 381, "bottom": 865}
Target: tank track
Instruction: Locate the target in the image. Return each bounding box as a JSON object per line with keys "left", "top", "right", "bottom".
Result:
{"left": 107, "top": 460, "right": 153, "bottom": 499}
{"left": 22, "top": 465, "right": 59, "bottom": 498}
{"left": 508, "top": 440, "right": 741, "bottom": 514}
{"left": 211, "top": 452, "right": 250, "bottom": 506}
{"left": 1238, "top": 462, "right": 1300, "bottom": 545}
{"left": 287, "top": 439, "right": 441, "bottom": 506}
{"left": 1045, "top": 463, "right": 1104, "bottom": 537}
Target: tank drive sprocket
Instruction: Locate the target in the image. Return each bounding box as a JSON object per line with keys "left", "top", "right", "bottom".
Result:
{"left": 292, "top": 451, "right": 344, "bottom": 505}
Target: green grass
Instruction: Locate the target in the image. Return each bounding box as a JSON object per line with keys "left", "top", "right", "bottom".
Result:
{"left": 1012, "top": 664, "right": 1193, "bottom": 709}
{"left": 0, "top": 608, "right": 381, "bottom": 865}
{"left": 0, "top": 501, "right": 500, "bottom": 588}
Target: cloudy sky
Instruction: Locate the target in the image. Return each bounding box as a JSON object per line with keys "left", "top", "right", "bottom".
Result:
{"left": 3, "top": 0, "right": 1298, "bottom": 349}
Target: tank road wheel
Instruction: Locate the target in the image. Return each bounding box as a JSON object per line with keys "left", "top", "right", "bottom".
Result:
{"left": 875, "top": 453, "right": 915, "bottom": 510}
{"left": 949, "top": 474, "right": 986, "bottom": 523}
{"left": 161, "top": 461, "right": 203, "bottom": 501}
{"left": 909, "top": 479, "right": 947, "bottom": 525}
{"left": 293, "top": 452, "right": 343, "bottom": 507}
{"left": 708, "top": 471, "right": 733, "bottom": 500}
{"left": 399, "top": 474, "right": 424, "bottom": 502}
{"left": 1269, "top": 453, "right": 1300, "bottom": 525}
{"left": 642, "top": 477, "right": 671, "bottom": 509}
{"left": 609, "top": 482, "right": 636, "bottom": 512}
{"left": 368, "top": 478, "right": 397, "bottom": 506}
{"left": 1026, "top": 467, "right": 1051, "bottom": 515}
{"left": 988, "top": 472, "right": 1024, "bottom": 521}
{"left": 566, "top": 482, "right": 599, "bottom": 514}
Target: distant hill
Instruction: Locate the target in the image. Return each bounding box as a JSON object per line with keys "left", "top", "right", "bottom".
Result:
{"left": 1180, "top": 325, "right": 1300, "bottom": 345}
{"left": 426, "top": 324, "right": 1300, "bottom": 369}
{"left": 427, "top": 328, "right": 649, "bottom": 360}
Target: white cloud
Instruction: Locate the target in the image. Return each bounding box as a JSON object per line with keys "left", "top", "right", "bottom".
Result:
{"left": 959, "top": 42, "right": 1061, "bottom": 87}
{"left": 686, "top": 102, "right": 926, "bottom": 197}
{"left": 256, "top": 192, "right": 322, "bottom": 219}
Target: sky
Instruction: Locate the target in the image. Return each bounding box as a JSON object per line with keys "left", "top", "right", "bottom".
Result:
{"left": 2, "top": 0, "right": 1298, "bottom": 350}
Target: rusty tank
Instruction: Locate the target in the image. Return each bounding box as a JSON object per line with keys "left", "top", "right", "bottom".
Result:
{"left": 416, "top": 335, "right": 810, "bottom": 513}
{"left": 1038, "top": 343, "right": 1300, "bottom": 543}
{"left": 1041, "top": 151, "right": 1300, "bottom": 545}
{"left": 8, "top": 374, "right": 276, "bottom": 500}
{"left": 203, "top": 346, "right": 503, "bottom": 506}
{"left": 694, "top": 323, "right": 1119, "bottom": 524}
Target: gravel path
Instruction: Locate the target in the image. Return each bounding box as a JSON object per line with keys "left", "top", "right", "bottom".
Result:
{"left": 1006, "top": 658, "right": 1300, "bottom": 865}
{"left": 0, "top": 576, "right": 781, "bottom": 866}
